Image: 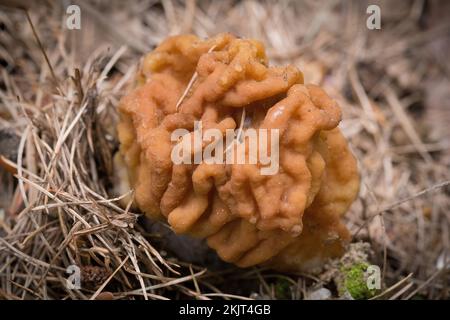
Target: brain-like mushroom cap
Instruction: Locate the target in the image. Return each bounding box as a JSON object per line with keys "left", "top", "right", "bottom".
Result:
{"left": 117, "top": 33, "right": 360, "bottom": 271}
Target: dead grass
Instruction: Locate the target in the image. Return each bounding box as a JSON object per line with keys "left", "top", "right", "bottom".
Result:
{"left": 0, "top": 0, "right": 449, "bottom": 300}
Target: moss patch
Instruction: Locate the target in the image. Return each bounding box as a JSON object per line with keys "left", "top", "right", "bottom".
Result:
{"left": 274, "top": 279, "right": 291, "bottom": 299}
{"left": 341, "top": 262, "right": 377, "bottom": 299}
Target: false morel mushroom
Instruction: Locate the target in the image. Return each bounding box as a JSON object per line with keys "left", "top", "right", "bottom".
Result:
{"left": 117, "top": 33, "right": 360, "bottom": 271}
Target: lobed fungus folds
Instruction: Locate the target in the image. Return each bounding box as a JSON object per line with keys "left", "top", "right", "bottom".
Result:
{"left": 117, "top": 33, "right": 360, "bottom": 271}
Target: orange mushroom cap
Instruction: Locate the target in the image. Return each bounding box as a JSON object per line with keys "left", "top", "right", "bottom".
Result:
{"left": 117, "top": 33, "right": 360, "bottom": 271}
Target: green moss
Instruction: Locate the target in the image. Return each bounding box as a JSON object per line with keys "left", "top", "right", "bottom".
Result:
{"left": 341, "top": 262, "right": 377, "bottom": 300}
{"left": 274, "top": 278, "right": 291, "bottom": 299}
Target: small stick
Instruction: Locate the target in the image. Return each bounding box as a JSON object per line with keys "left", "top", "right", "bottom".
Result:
{"left": 175, "top": 45, "right": 217, "bottom": 111}
{"left": 24, "top": 9, "right": 60, "bottom": 92}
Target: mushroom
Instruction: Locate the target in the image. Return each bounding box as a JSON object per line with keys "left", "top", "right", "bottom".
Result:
{"left": 117, "top": 33, "right": 360, "bottom": 271}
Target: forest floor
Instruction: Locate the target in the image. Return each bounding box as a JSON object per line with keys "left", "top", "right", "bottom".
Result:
{"left": 0, "top": 0, "right": 449, "bottom": 299}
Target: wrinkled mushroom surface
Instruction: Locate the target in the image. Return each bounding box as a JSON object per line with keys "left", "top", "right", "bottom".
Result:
{"left": 117, "top": 33, "right": 360, "bottom": 271}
